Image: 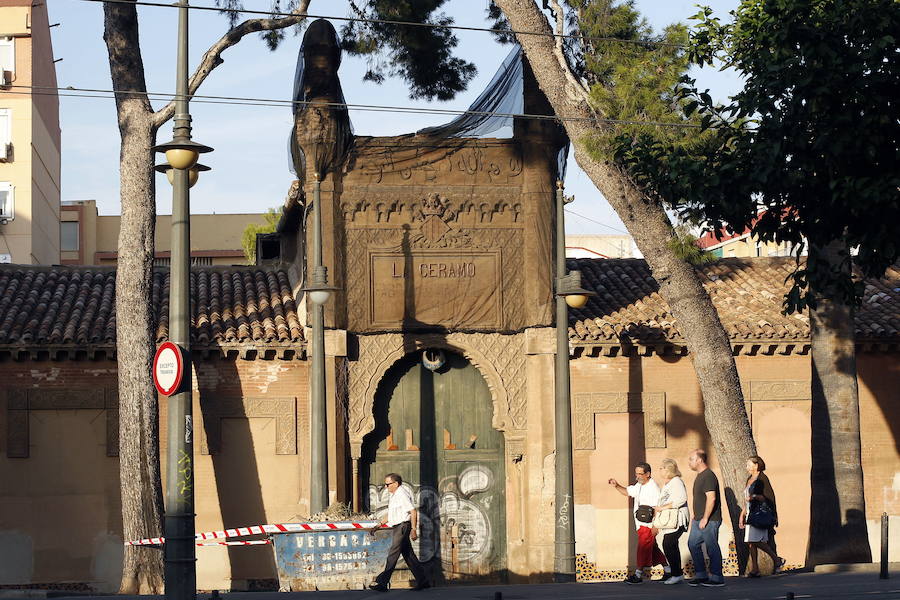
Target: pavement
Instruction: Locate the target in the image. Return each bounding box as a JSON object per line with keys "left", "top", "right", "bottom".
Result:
{"left": 1, "top": 569, "right": 899, "bottom": 600}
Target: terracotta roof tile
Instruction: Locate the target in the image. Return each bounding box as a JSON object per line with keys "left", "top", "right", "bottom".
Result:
{"left": 0, "top": 266, "right": 303, "bottom": 347}
{"left": 569, "top": 257, "right": 900, "bottom": 345}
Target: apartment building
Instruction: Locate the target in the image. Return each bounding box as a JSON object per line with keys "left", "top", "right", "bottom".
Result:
{"left": 0, "top": 1, "right": 60, "bottom": 265}
{"left": 60, "top": 199, "right": 269, "bottom": 266}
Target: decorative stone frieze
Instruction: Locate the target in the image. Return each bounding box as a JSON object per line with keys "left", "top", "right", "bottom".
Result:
{"left": 6, "top": 387, "right": 119, "bottom": 458}
{"left": 573, "top": 392, "right": 667, "bottom": 449}
{"left": 346, "top": 332, "right": 526, "bottom": 459}
{"left": 199, "top": 397, "right": 297, "bottom": 455}
{"left": 747, "top": 379, "right": 811, "bottom": 401}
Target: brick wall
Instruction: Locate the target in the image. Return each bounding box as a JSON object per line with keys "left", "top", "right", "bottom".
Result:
{"left": 0, "top": 356, "right": 309, "bottom": 591}
{"left": 568, "top": 351, "right": 900, "bottom": 576}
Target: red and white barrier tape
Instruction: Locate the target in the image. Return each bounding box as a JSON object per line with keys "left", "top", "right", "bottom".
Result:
{"left": 125, "top": 521, "right": 381, "bottom": 546}
{"left": 197, "top": 540, "right": 272, "bottom": 547}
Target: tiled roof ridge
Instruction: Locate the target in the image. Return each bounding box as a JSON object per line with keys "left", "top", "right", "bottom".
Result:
{"left": 568, "top": 256, "right": 900, "bottom": 350}
{"left": 0, "top": 264, "right": 304, "bottom": 351}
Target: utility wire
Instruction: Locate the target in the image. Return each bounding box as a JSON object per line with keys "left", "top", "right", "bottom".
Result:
{"left": 4, "top": 84, "right": 703, "bottom": 130}
{"left": 81, "top": 0, "right": 686, "bottom": 49}
{"left": 565, "top": 208, "right": 629, "bottom": 235}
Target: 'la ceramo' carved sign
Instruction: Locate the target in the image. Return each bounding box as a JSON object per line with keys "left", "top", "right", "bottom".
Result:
{"left": 369, "top": 250, "right": 502, "bottom": 329}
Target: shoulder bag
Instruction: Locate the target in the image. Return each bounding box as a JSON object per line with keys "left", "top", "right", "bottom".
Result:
{"left": 747, "top": 500, "right": 776, "bottom": 529}
{"left": 651, "top": 507, "right": 679, "bottom": 529}
{"left": 635, "top": 505, "right": 655, "bottom": 523}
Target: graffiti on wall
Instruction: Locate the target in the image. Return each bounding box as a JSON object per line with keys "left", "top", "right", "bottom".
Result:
{"left": 368, "top": 465, "right": 495, "bottom": 568}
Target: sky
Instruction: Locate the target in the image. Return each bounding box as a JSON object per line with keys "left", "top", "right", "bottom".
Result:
{"left": 46, "top": 0, "right": 740, "bottom": 235}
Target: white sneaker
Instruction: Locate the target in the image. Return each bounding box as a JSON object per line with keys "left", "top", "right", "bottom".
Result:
{"left": 663, "top": 575, "right": 684, "bottom": 585}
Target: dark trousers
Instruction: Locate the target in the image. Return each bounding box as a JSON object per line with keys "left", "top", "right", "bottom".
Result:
{"left": 375, "top": 521, "right": 427, "bottom": 587}
{"left": 662, "top": 526, "right": 687, "bottom": 577}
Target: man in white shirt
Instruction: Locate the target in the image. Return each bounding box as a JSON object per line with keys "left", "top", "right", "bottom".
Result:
{"left": 370, "top": 473, "right": 429, "bottom": 592}
{"left": 609, "top": 461, "right": 671, "bottom": 584}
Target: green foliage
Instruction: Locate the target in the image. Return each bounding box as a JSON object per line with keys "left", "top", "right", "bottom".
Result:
{"left": 567, "top": 1, "right": 701, "bottom": 155}
{"left": 339, "top": 1, "right": 476, "bottom": 101}
{"left": 214, "top": 1, "right": 303, "bottom": 50}
{"left": 667, "top": 225, "right": 717, "bottom": 266}
{"left": 241, "top": 209, "right": 281, "bottom": 263}
{"left": 639, "top": 0, "right": 900, "bottom": 312}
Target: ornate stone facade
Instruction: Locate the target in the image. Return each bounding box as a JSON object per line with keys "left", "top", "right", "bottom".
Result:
{"left": 572, "top": 391, "right": 666, "bottom": 449}
{"left": 6, "top": 387, "right": 119, "bottom": 458}
{"left": 346, "top": 332, "right": 527, "bottom": 459}
{"left": 198, "top": 397, "right": 298, "bottom": 455}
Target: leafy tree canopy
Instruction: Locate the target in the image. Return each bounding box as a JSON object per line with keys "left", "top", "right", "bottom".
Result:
{"left": 613, "top": 0, "right": 900, "bottom": 311}
{"left": 490, "top": 1, "right": 696, "bottom": 148}
{"left": 215, "top": 1, "right": 477, "bottom": 100}
{"left": 215, "top": 0, "right": 304, "bottom": 49}
{"left": 339, "top": 1, "right": 477, "bottom": 101}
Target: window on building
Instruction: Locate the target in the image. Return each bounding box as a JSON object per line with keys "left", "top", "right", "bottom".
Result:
{"left": 0, "top": 182, "right": 13, "bottom": 221}
{"left": 0, "top": 37, "right": 14, "bottom": 84}
{"left": 0, "top": 109, "right": 10, "bottom": 161}
{"left": 60, "top": 221, "right": 79, "bottom": 252}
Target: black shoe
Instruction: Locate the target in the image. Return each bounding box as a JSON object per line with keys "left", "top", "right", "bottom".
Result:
{"left": 659, "top": 573, "right": 672, "bottom": 582}
{"left": 369, "top": 583, "right": 389, "bottom": 592}
{"left": 411, "top": 582, "right": 431, "bottom": 591}
{"left": 701, "top": 579, "right": 725, "bottom": 587}
{"left": 624, "top": 575, "right": 643, "bottom": 584}
{"left": 687, "top": 577, "right": 708, "bottom": 586}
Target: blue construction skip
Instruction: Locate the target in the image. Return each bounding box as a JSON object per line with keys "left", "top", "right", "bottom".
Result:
{"left": 271, "top": 525, "right": 394, "bottom": 591}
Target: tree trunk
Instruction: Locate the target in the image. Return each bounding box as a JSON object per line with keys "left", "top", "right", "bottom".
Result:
{"left": 103, "top": 3, "right": 165, "bottom": 593}
{"left": 494, "top": 0, "right": 756, "bottom": 556}
{"left": 807, "top": 243, "right": 871, "bottom": 565}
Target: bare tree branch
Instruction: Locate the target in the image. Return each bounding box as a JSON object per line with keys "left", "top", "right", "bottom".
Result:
{"left": 152, "top": 0, "right": 312, "bottom": 129}
{"left": 547, "top": 0, "right": 591, "bottom": 102}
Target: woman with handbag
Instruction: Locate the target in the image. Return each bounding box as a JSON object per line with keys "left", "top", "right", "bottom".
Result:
{"left": 739, "top": 456, "right": 786, "bottom": 577}
{"left": 653, "top": 458, "right": 691, "bottom": 584}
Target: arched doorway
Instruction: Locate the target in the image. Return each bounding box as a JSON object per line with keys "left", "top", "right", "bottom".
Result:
{"left": 361, "top": 349, "right": 506, "bottom": 581}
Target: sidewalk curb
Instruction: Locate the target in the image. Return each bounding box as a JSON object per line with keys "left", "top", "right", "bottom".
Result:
{"left": 813, "top": 562, "right": 900, "bottom": 574}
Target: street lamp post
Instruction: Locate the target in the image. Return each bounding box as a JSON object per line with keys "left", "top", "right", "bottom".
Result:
{"left": 553, "top": 181, "right": 595, "bottom": 582}
{"left": 302, "top": 172, "right": 337, "bottom": 515}
{"left": 153, "top": 2, "right": 211, "bottom": 600}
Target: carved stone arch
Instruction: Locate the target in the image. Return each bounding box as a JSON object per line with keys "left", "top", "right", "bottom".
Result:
{"left": 348, "top": 332, "right": 525, "bottom": 459}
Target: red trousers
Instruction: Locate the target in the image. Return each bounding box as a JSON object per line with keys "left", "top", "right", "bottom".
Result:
{"left": 636, "top": 525, "right": 668, "bottom": 568}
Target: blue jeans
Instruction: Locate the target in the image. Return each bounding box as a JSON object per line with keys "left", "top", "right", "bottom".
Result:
{"left": 687, "top": 519, "right": 723, "bottom": 582}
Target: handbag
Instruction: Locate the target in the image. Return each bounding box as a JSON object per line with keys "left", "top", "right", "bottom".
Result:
{"left": 635, "top": 505, "right": 655, "bottom": 523}
{"left": 652, "top": 507, "right": 680, "bottom": 529}
{"left": 747, "top": 501, "right": 776, "bottom": 529}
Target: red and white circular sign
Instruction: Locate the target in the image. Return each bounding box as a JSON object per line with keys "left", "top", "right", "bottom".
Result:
{"left": 153, "top": 341, "right": 185, "bottom": 396}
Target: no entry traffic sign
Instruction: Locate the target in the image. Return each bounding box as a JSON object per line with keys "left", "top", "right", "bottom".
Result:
{"left": 153, "top": 341, "right": 185, "bottom": 396}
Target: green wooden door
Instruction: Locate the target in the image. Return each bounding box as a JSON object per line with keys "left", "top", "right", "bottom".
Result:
{"left": 362, "top": 350, "right": 506, "bottom": 581}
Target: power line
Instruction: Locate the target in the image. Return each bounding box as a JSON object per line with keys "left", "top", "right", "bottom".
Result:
{"left": 4, "top": 84, "right": 703, "bottom": 130}
{"left": 564, "top": 208, "right": 629, "bottom": 235}
{"left": 81, "top": 0, "right": 686, "bottom": 49}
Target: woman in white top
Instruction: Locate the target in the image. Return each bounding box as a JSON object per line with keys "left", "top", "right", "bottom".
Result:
{"left": 653, "top": 458, "right": 691, "bottom": 584}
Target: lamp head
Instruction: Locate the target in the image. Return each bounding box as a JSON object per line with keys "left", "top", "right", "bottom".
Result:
{"left": 155, "top": 163, "right": 210, "bottom": 188}
{"left": 301, "top": 281, "right": 340, "bottom": 305}
{"left": 565, "top": 294, "right": 590, "bottom": 309}
{"left": 556, "top": 270, "right": 596, "bottom": 308}
{"left": 153, "top": 139, "right": 213, "bottom": 170}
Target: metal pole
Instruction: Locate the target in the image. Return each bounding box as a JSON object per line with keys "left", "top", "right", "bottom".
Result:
{"left": 553, "top": 181, "right": 576, "bottom": 581}
{"left": 164, "top": 2, "right": 196, "bottom": 600}
{"left": 309, "top": 174, "right": 329, "bottom": 514}
{"left": 881, "top": 512, "right": 889, "bottom": 579}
